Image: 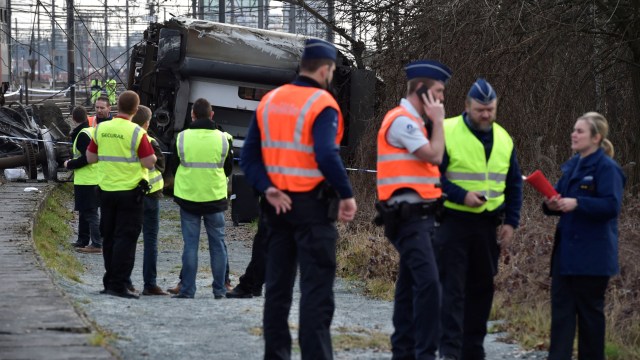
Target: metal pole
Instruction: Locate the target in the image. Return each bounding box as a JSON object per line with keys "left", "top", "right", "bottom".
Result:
{"left": 265, "top": 0, "right": 270, "bottom": 29}
{"left": 104, "top": 0, "right": 108, "bottom": 79}
{"left": 218, "top": 0, "right": 225, "bottom": 23}
{"left": 198, "top": 0, "right": 204, "bottom": 20}
{"left": 67, "top": 0, "right": 75, "bottom": 106}
{"left": 288, "top": 3, "right": 295, "bottom": 34}
{"left": 192, "top": 0, "right": 196, "bottom": 17}
{"left": 258, "top": 0, "right": 263, "bottom": 29}
{"left": 126, "top": 0, "right": 130, "bottom": 74}
{"left": 37, "top": 2, "right": 41, "bottom": 82}
{"left": 51, "top": 0, "right": 56, "bottom": 89}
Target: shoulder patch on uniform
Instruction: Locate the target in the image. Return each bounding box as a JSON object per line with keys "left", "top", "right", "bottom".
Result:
{"left": 405, "top": 123, "right": 416, "bottom": 134}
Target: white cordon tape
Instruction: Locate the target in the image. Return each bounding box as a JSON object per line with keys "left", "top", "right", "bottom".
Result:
{"left": 0, "top": 135, "right": 72, "bottom": 145}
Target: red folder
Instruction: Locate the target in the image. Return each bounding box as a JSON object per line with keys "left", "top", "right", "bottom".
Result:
{"left": 524, "top": 170, "right": 558, "bottom": 199}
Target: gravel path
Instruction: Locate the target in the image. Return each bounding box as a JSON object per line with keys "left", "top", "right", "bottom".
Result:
{"left": 55, "top": 196, "right": 547, "bottom": 359}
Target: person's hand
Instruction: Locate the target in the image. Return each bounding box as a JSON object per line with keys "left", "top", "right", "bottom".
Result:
{"left": 498, "top": 224, "right": 514, "bottom": 263}
{"left": 265, "top": 186, "right": 292, "bottom": 214}
{"left": 544, "top": 194, "right": 562, "bottom": 211}
{"left": 338, "top": 198, "right": 357, "bottom": 222}
{"left": 64, "top": 159, "right": 70, "bottom": 169}
{"left": 463, "top": 191, "right": 486, "bottom": 207}
{"left": 557, "top": 197, "right": 578, "bottom": 213}
{"left": 421, "top": 89, "right": 445, "bottom": 125}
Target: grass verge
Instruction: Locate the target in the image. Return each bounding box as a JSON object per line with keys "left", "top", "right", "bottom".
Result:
{"left": 33, "top": 183, "right": 84, "bottom": 282}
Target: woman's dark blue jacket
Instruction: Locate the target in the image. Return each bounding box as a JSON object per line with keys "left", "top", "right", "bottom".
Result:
{"left": 544, "top": 148, "right": 626, "bottom": 276}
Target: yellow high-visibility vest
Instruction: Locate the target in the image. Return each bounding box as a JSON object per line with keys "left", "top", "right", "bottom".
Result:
{"left": 72, "top": 127, "right": 99, "bottom": 185}
{"left": 94, "top": 118, "right": 149, "bottom": 191}
{"left": 443, "top": 115, "right": 513, "bottom": 212}
{"left": 174, "top": 129, "right": 231, "bottom": 202}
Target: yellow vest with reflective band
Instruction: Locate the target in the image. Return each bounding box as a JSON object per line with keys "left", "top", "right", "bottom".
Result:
{"left": 94, "top": 118, "right": 149, "bottom": 191}
{"left": 148, "top": 137, "right": 164, "bottom": 194}
{"left": 174, "top": 129, "right": 230, "bottom": 202}
{"left": 443, "top": 115, "right": 513, "bottom": 213}
{"left": 72, "top": 127, "right": 99, "bottom": 185}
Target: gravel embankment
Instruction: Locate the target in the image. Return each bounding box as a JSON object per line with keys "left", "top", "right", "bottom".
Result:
{"left": 54, "top": 197, "right": 547, "bottom": 359}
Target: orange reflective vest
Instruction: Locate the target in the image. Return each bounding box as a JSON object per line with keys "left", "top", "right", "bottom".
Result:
{"left": 87, "top": 116, "right": 97, "bottom": 128}
{"left": 256, "top": 84, "right": 343, "bottom": 192}
{"left": 376, "top": 106, "right": 442, "bottom": 201}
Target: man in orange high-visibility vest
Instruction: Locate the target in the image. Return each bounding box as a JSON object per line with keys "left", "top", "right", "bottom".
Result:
{"left": 241, "top": 38, "right": 357, "bottom": 360}
{"left": 376, "top": 60, "right": 451, "bottom": 360}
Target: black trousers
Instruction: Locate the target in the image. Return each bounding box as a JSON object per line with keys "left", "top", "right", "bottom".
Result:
{"left": 548, "top": 273, "right": 609, "bottom": 360}
{"left": 385, "top": 214, "right": 440, "bottom": 360}
{"left": 435, "top": 213, "right": 500, "bottom": 360}
{"left": 237, "top": 208, "right": 268, "bottom": 294}
{"left": 263, "top": 193, "right": 336, "bottom": 360}
{"left": 100, "top": 189, "right": 143, "bottom": 293}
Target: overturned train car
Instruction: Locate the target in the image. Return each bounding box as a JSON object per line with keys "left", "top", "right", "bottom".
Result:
{"left": 128, "top": 17, "right": 376, "bottom": 165}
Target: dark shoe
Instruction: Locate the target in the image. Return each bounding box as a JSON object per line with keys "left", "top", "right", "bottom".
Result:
{"left": 76, "top": 245, "right": 102, "bottom": 254}
{"left": 142, "top": 285, "right": 168, "bottom": 296}
{"left": 214, "top": 294, "right": 224, "bottom": 300}
{"left": 166, "top": 283, "right": 181, "bottom": 295}
{"left": 127, "top": 284, "right": 137, "bottom": 293}
{"left": 105, "top": 289, "right": 139, "bottom": 299}
{"left": 172, "top": 293, "right": 193, "bottom": 299}
{"left": 252, "top": 288, "right": 263, "bottom": 297}
{"left": 99, "top": 289, "right": 107, "bottom": 294}
{"left": 72, "top": 241, "right": 88, "bottom": 248}
{"left": 226, "top": 286, "right": 253, "bottom": 299}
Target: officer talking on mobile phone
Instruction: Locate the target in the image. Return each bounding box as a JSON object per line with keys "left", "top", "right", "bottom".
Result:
{"left": 375, "top": 60, "right": 451, "bottom": 360}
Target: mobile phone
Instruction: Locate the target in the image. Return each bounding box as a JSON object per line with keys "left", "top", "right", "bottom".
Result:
{"left": 416, "top": 86, "right": 429, "bottom": 103}
{"left": 478, "top": 194, "right": 487, "bottom": 202}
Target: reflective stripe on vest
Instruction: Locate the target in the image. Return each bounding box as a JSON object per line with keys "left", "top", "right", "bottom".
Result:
{"left": 96, "top": 125, "right": 143, "bottom": 163}
{"left": 148, "top": 137, "right": 164, "bottom": 194}
{"left": 174, "top": 129, "right": 230, "bottom": 202}
{"left": 443, "top": 115, "right": 513, "bottom": 213}
{"left": 257, "top": 84, "right": 343, "bottom": 192}
{"left": 94, "top": 118, "right": 148, "bottom": 191}
{"left": 72, "top": 127, "right": 99, "bottom": 185}
{"left": 376, "top": 106, "right": 442, "bottom": 201}
{"left": 177, "top": 131, "right": 228, "bottom": 169}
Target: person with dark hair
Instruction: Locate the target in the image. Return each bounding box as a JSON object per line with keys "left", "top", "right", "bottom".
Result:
{"left": 241, "top": 38, "right": 357, "bottom": 359}
{"left": 436, "top": 78, "right": 523, "bottom": 360}
{"left": 88, "top": 96, "right": 112, "bottom": 127}
{"left": 544, "top": 112, "right": 625, "bottom": 360}
{"left": 375, "top": 60, "right": 451, "bottom": 360}
{"left": 87, "top": 90, "right": 157, "bottom": 299}
{"left": 131, "top": 105, "right": 168, "bottom": 296}
{"left": 65, "top": 106, "right": 102, "bottom": 254}
{"left": 172, "top": 98, "right": 234, "bottom": 299}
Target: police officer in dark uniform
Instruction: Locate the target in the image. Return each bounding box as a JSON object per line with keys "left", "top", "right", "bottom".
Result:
{"left": 437, "top": 79, "right": 523, "bottom": 360}
{"left": 375, "top": 60, "right": 451, "bottom": 360}
{"left": 241, "top": 38, "right": 357, "bottom": 360}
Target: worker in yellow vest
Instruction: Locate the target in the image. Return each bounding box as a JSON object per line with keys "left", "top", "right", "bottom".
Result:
{"left": 436, "top": 78, "right": 523, "bottom": 360}
{"left": 90, "top": 78, "right": 102, "bottom": 104}
{"left": 64, "top": 105, "right": 102, "bottom": 254}
{"left": 172, "top": 98, "right": 233, "bottom": 299}
{"left": 106, "top": 79, "right": 117, "bottom": 106}
{"left": 131, "top": 105, "right": 168, "bottom": 296}
{"left": 375, "top": 60, "right": 450, "bottom": 360}
{"left": 86, "top": 90, "right": 157, "bottom": 300}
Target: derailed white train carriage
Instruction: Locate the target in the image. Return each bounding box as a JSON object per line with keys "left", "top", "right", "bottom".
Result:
{"left": 128, "top": 17, "right": 377, "bottom": 168}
